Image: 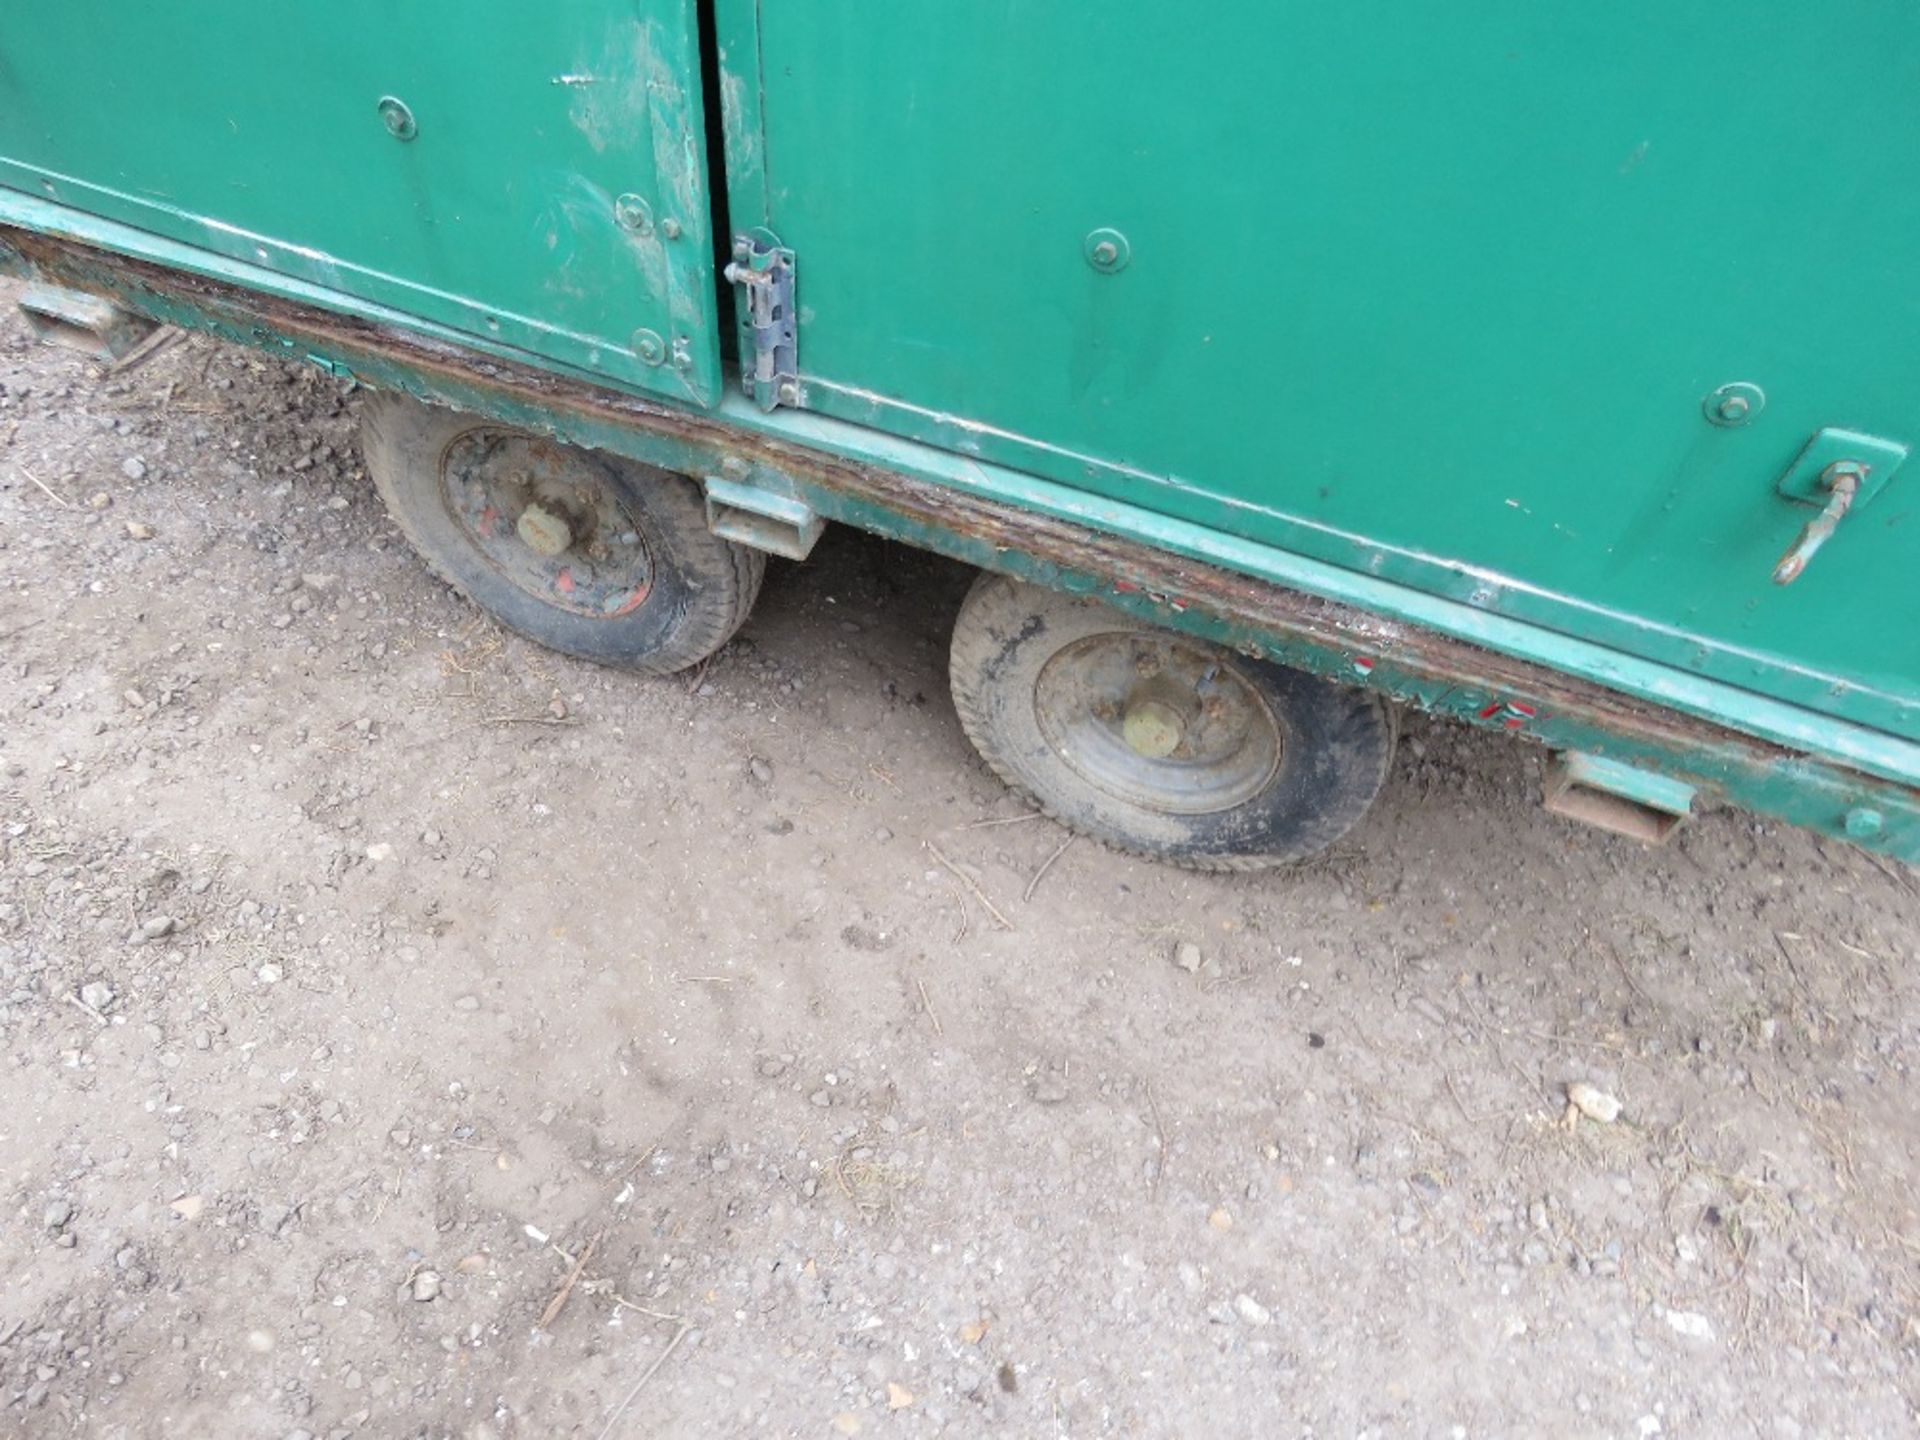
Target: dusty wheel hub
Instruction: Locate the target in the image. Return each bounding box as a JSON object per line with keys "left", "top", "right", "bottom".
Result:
{"left": 1121, "top": 698, "right": 1186, "bottom": 758}
{"left": 1032, "top": 632, "right": 1284, "bottom": 815}
{"left": 515, "top": 502, "right": 573, "bottom": 558}
{"left": 439, "top": 431, "right": 654, "bottom": 619}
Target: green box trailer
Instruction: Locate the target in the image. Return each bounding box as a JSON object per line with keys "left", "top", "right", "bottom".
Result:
{"left": 1, "top": 3, "right": 1915, "bottom": 868}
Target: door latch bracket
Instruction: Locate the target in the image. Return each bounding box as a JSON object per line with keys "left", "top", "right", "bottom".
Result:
{"left": 724, "top": 231, "right": 798, "bottom": 412}
{"left": 1776, "top": 427, "right": 1907, "bottom": 510}
{"left": 1769, "top": 428, "right": 1908, "bottom": 585}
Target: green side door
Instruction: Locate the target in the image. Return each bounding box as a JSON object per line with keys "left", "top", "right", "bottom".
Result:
{"left": 0, "top": 3, "right": 721, "bottom": 404}
{"left": 720, "top": 3, "right": 1920, "bottom": 739}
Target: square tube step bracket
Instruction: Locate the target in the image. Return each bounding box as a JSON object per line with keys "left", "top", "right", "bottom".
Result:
{"left": 702, "top": 457, "right": 825, "bottom": 560}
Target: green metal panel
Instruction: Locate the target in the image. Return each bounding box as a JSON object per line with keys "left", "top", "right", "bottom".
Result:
{"left": 0, "top": 2, "right": 721, "bottom": 403}
{"left": 718, "top": 3, "right": 1920, "bottom": 740}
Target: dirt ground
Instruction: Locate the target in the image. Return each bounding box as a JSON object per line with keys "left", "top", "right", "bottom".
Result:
{"left": 1, "top": 293, "right": 1917, "bottom": 1440}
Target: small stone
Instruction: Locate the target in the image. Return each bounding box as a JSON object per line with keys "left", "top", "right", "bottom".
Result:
{"left": 170, "top": 1194, "right": 205, "bottom": 1221}
{"left": 887, "top": 1382, "right": 915, "bottom": 1410}
{"left": 390, "top": 1127, "right": 413, "bottom": 1148}
{"left": 758, "top": 1058, "right": 787, "bottom": 1078}
{"left": 258, "top": 1203, "right": 293, "bottom": 1236}
{"left": 546, "top": 698, "right": 568, "bottom": 721}
{"left": 1663, "top": 1308, "right": 1714, "bottom": 1342}
{"left": 809, "top": 1089, "right": 832, "bottom": 1108}
{"left": 139, "top": 914, "right": 177, "bottom": 939}
{"left": 123, "top": 688, "right": 147, "bottom": 710}
{"left": 831, "top": 1415, "right": 862, "bottom": 1437}
{"left": 88, "top": 492, "right": 112, "bottom": 511}
{"left": 121, "top": 457, "right": 147, "bottom": 480}
{"left": 454, "top": 994, "right": 480, "bottom": 1012}
{"left": 43, "top": 1198, "right": 74, "bottom": 1231}
{"left": 1566, "top": 1081, "right": 1622, "bottom": 1125}
{"left": 124, "top": 520, "right": 154, "bottom": 541}
{"left": 1207, "top": 1207, "right": 1233, "bottom": 1232}
{"left": 256, "top": 962, "right": 283, "bottom": 985}
{"left": 300, "top": 573, "right": 338, "bottom": 594}
{"left": 1234, "top": 1293, "right": 1272, "bottom": 1327}
{"left": 748, "top": 757, "right": 774, "bottom": 785}
{"left": 411, "top": 1270, "right": 442, "bottom": 1303}
{"left": 364, "top": 842, "right": 395, "bottom": 863}
{"left": 79, "top": 981, "right": 116, "bottom": 1012}
{"left": 1031, "top": 1077, "right": 1068, "bottom": 1105}
{"left": 1173, "top": 941, "right": 1202, "bottom": 974}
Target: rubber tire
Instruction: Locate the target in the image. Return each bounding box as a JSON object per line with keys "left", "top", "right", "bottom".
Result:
{"left": 360, "top": 393, "right": 763, "bottom": 674}
{"left": 949, "top": 574, "right": 1395, "bottom": 870}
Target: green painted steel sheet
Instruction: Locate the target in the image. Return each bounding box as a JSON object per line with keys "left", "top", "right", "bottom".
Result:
{"left": 720, "top": 2, "right": 1920, "bottom": 740}
{"left": 0, "top": 2, "right": 721, "bottom": 404}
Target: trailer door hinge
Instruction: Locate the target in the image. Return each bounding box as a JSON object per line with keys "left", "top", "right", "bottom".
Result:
{"left": 723, "top": 233, "right": 798, "bottom": 411}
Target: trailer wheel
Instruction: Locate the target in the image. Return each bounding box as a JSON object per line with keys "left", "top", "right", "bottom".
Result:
{"left": 360, "top": 394, "right": 762, "bottom": 673}
{"left": 949, "top": 575, "right": 1393, "bottom": 870}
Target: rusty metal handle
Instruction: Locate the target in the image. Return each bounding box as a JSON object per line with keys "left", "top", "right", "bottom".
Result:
{"left": 1772, "top": 461, "right": 1865, "bottom": 585}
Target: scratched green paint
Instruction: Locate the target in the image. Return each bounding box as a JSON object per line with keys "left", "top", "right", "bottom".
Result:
{"left": 0, "top": 2, "right": 722, "bottom": 403}
{"left": 721, "top": 2, "right": 1920, "bottom": 740}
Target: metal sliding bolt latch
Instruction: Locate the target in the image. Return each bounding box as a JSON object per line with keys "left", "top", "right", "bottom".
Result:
{"left": 1772, "top": 460, "right": 1866, "bottom": 585}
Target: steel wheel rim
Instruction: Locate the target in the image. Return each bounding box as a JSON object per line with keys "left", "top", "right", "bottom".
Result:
{"left": 439, "top": 430, "right": 655, "bottom": 619}
{"left": 1032, "top": 632, "right": 1283, "bottom": 815}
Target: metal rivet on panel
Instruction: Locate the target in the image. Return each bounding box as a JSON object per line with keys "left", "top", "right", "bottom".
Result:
{"left": 614, "top": 195, "right": 654, "bottom": 236}
{"left": 632, "top": 329, "right": 667, "bottom": 367}
{"left": 1083, "top": 228, "right": 1130, "bottom": 274}
{"left": 1703, "top": 381, "right": 1764, "bottom": 427}
{"left": 377, "top": 96, "right": 418, "bottom": 141}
